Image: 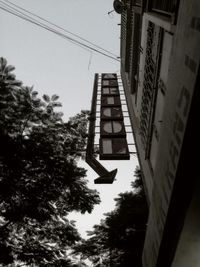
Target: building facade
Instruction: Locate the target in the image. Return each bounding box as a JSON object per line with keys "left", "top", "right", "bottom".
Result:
{"left": 118, "top": 0, "right": 200, "bottom": 266}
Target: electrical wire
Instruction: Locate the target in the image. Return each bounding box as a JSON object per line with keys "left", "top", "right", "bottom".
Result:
{"left": 0, "top": 0, "right": 120, "bottom": 62}
{"left": 0, "top": 3, "right": 119, "bottom": 61}
{"left": 0, "top": 1, "right": 90, "bottom": 53}
{"left": 88, "top": 52, "right": 93, "bottom": 70}
{"left": 4, "top": 0, "right": 119, "bottom": 58}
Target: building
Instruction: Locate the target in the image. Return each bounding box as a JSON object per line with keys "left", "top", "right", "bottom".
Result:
{"left": 117, "top": 0, "right": 200, "bottom": 266}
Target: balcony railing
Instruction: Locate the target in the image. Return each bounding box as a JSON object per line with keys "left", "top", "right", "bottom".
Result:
{"left": 130, "top": 12, "right": 141, "bottom": 94}
{"left": 140, "top": 21, "right": 163, "bottom": 157}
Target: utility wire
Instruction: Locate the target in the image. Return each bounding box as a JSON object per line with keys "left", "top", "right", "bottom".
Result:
{"left": 0, "top": 1, "right": 120, "bottom": 62}
{"left": 0, "top": 4, "right": 89, "bottom": 54}
{"left": 4, "top": 0, "right": 118, "bottom": 58}
{"left": 88, "top": 52, "right": 93, "bottom": 70}
{"left": 0, "top": 4, "right": 119, "bottom": 62}
{"left": 0, "top": 1, "right": 90, "bottom": 53}
{"left": 0, "top": 3, "right": 119, "bottom": 62}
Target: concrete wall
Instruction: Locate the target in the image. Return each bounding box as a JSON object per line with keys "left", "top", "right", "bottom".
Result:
{"left": 142, "top": 0, "right": 200, "bottom": 266}
{"left": 172, "top": 179, "right": 200, "bottom": 267}
{"left": 149, "top": 31, "right": 173, "bottom": 170}
{"left": 121, "top": 1, "right": 200, "bottom": 265}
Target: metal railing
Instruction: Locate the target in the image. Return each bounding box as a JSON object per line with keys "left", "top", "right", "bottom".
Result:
{"left": 140, "top": 22, "right": 156, "bottom": 149}
{"left": 140, "top": 21, "right": 163, "bottom": 157}
{"left": 130, "top": 12, "right": 141, "bottom": 94}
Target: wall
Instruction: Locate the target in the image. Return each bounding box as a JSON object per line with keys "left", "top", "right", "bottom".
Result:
{"left": 172, "top": 179, "right": 200, "bottom": 267}
{"left": 142, "top": 0, "right": 200, "bottom": 266}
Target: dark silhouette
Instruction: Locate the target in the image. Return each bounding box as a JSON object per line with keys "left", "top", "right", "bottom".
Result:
{"left": 0, "top": 57, "right": 100, "bottom": 266}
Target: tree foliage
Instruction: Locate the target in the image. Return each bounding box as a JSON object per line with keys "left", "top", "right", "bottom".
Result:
{"left": 0, "top": 57, "right": 100, "bottom": 266}
{"left": 73, "top": 167, "right": 148, "bottom": 267}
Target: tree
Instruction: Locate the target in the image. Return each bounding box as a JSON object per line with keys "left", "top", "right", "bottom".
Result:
{"left": 72, "top": 167, "right": 148, "bottom": 267}
{"left": 0, "top": 57, "right": 100, "bottom": 266}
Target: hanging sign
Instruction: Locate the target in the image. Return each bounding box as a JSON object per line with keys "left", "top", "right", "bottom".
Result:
{"left": 99, "top": 73, "right": 130, "bottom": 160}
{"left": 85, "top": 73, "right": 130, "bottom": 184}
{"left": 86, "top": 74, "right": 118, "bottom": 184}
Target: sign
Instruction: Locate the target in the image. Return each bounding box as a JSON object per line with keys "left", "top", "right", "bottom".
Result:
{"left": 86, "top": 74, "right": 118, "bottom": 184}
{"left": 85, "top": 73, "right": 130, "bottom": 184}
{"left": 99, "top": 73, "right": 130, "bottom": 160}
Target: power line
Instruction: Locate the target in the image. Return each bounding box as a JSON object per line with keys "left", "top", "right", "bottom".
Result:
{"left": 0, "top": 1, "right": 90, "bottom": 53}
{"left": 0, "top": 3, "right": 119, "bottom": 62}
{"left": 4, "top": 0, "right": 119, "bottom": 58}
{"left": 0, "top": 0, "right": 120, "bottom": 62}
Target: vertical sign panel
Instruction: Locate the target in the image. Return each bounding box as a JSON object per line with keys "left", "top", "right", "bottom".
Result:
{"left": 99, "top": 73, "right": 130, "bottom": 160}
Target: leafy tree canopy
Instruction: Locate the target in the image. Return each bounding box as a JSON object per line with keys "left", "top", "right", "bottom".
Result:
{"left": 72, "top": 167, "right": 148, "bottom": 267}
{"left": 0, "top": 57, "right": 100, "bottom": 266}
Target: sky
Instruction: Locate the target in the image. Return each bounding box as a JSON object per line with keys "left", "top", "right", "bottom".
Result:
{"left": 0, "top": 0, "right": 138, "bottom": 238}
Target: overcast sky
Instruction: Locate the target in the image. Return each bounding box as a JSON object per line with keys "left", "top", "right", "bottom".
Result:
{"left": 0, "top": 0, "right": 138, "bottom": 238}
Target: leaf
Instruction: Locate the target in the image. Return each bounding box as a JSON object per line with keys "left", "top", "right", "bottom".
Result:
{"left": 46, "top": 105, "right": 53, "bottom": 113}
{"left": 0, "top": 57, "right": 7, "bottom": 69}
{"left": 5, "top": 65, "right": 15, "bottom": 73}
{"left": 7, "top": 73, "right": 16, "bottom": 80}
{"left": 0, "top": 59, "right": 101, "bottom": 266}
{"left": 9, "top": 80, "right": 22, "bottom": 86}
{"left": 32, "top": 91, "right": 38, "bottom": 97}
{"left": 52, "top": 102, "right": 62, "bottom": 108}
{"left": 43, "top": 94, "right": 50, "bottom": 103}
{"left": 54, "top": 112, "right": 64, "bottom": 119}
{"left": 51, "top": 94, "right": 59, "bottom": 101}
{"left": 33, "top": 99, "right": 41, "bottom": 108}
